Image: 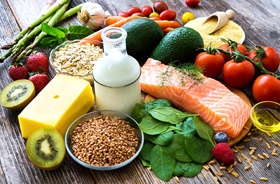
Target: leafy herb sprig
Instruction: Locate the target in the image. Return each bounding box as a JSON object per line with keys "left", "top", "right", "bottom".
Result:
{"left": 39, "top": 23, "right": 93, "bottom": 49}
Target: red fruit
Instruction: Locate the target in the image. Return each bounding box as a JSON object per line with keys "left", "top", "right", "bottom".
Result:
{"left": 8, "top": 63, "right": 29, "bottom": 81}
{"left": 185, "top": 0, "right": 200, "bottom": 7}
{"left": 26, "top": 52, "right": 49, "bottom": 73}
{"left": 29, "top": 73, "right": 50, "bottom": 94}
{"left": 212, "top": 143, "right": 235, "bottom": 166}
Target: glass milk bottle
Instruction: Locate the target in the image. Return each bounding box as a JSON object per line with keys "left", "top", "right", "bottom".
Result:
{"left": 93, "top": 27, "right": 141, "bottom": 115}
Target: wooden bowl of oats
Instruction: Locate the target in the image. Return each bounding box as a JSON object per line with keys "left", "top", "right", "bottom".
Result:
{"left": 65, "top": 110, "right": 144, "bottom": 170}
{"left": 49, "top": 40, "right": 104, "bottom": 83}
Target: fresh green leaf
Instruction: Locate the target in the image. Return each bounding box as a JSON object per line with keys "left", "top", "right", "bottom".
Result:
{"left": 193, "top": 116, "right": 215, "bottom": 146}
{"left": 140, "top": 158, "right": 152, "bottom": 169}
{"left": 145, "top": 131, "right": 174, "bottom": 146}
{"left": 143, "top": 99, "right": 172, "bottom": 112}
{"left": 41, "top": 23, "right": 65, "bottom": 38}
{"left": 139, "top": 115, "right": 170, "bottom": 135}
{"left": 149, "top": 106, "right": 193, "bottom": 124}
{"left": 131, "top": 103, "right": 145, "bottom": 123}
{"left": 140, "top": 142, "right": 155, "bottom": 162}
{"left": 56, "top": 26, "right": 68, "bottom": 33}
{"left": 168, "top": 134, "right": 193, "bottom": 162}
{"left": 175, "top": 117, "right": 196, "bottom": 135}
{"left": 66, "top": 25, "right": 94, "bottom": 40}
{"left": 184, "top": 133, "right": 213, "bottom": 163}
{"left": 150, "top": 145, "right": 176, "bottom": 181}
{"left": 174, "top": 161, "right": 203, "bottom": 177}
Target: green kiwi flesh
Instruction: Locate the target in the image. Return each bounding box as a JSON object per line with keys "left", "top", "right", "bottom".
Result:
{"left": 0, "top": 79, "right": 35, "bottom": 111}
{"left": 26, "top": 128, "right": 66, "bottom": 170}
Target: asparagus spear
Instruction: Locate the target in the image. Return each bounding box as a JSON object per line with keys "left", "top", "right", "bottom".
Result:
{"left": 7, "top": 0, "right": 69, "bottom": 48}
{"left": 15, "top": 1, "right": 71, "bottom": 62}
{"left": 0, "top": 2, "right": 82, "bottom": 63}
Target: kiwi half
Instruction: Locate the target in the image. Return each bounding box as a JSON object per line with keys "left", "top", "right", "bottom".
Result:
{"left": 26, "top": 128, "right": 66, "bottom": 170}
{"left": 0, "top": 79, "right": 35, "bottom": 111}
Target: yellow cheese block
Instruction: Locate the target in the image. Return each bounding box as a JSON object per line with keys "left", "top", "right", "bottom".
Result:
{"left": 18, "top": 74, "right": 95, "bottom": 138}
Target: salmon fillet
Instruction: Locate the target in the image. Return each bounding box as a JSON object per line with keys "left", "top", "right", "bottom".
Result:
{"left": 140, "top": 58, "right": 251, "bottom": 138}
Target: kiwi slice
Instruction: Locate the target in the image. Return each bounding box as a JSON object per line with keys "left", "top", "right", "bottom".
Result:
{"left": 26, "top": 128, "right": 66, "bottom": 170}
{"left": 0, "top": 79, "right": 35, "bottom": 111}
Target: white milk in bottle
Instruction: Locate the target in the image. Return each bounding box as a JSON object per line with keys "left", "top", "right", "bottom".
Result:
{"left": 93, "top": 27, "right": 141, "bottom": 115}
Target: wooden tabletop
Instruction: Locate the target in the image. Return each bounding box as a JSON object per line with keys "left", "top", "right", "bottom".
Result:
{"left": 0, "top": 0, "right": 279, "bottom": 183}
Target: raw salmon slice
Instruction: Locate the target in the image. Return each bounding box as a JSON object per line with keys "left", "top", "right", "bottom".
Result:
{"left": 140, "top": 58, "right": 251, "bottom": 138}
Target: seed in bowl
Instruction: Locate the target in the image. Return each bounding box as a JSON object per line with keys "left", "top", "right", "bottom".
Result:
{"left": 53, "top": 42, "right": 103, "bottom": 76}
{"left": 70, "top": 114, "right": 139, "bottom": 166}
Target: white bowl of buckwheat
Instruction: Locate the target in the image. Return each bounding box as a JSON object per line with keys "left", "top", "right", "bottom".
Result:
{"left": 65, "top": 110, "right": 144, "bottom": 170}
{"left": 49, "top": 39, "right": 104, "bottom": 84}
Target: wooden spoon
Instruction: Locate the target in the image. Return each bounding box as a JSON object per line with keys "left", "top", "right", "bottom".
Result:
{"left": 203, "top": 9, "right": 235, "bottom": 34}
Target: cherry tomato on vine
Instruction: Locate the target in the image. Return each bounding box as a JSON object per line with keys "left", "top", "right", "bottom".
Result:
{"left": 219, "top": 43, "right": 248, "bottom": 61}
{"left": 141, "top": 6, "right": 153, "bottom": 17}
{"left": 249, "top": 46, "right": 280, "bottom": 72}
{"left": 126, "top": 6, "right": 141, "bottom": 16}
{"left": 160, "top": 9, "right": 176, "bottom": 20}
{"left": 222, "top": 59, "right": 255, "bottom": 88}
{"left": 252, "top": 74, "right": 280, "bottom": 103}
{"left": 194, "top": 52, "right": 225, "bottom": 78}
{"left": 185, "top": 0, "right": 200, "bottom": 7}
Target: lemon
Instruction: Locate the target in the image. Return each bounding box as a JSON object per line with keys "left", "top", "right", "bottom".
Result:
{"left": 181, "top": 12, "right": 195, "bottom": 24}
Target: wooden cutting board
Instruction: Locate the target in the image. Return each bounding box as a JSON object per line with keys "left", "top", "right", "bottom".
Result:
{"left": 144, "top": 88, "right": 253, "bottom": 147}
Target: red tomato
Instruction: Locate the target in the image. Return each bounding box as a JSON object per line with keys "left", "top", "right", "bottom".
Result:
{"left": 141, "top": 6, "right": 153, "bottom": 17}
{"left": 222, "top": 59, "right": 255, "bottom": 88}
{"left": 252, "top": 74, "right": 280, "bottom": 103}
{"left": 153, "top": 1, "right": 169, "bottom": 14}
{"left": 117, "top": 11, "right": 129, "bottom": 17}
{"left": 126, "top": 6, "right": 141, "bottom": 16}
{"left": 162, "top": 27, "right": 174, "bottom": 35}
{"left": 131, "top": 12, "right": 146, "bottom": 17}
{"left": 159, "top": 10, "right": 176, "bottom": 20}
{"left": 219, "top": 43, "right": 248, "bottom": 61}
{"left": 194, "top": 52, "right": 225, "bottom": 78}
{"left": 185, "top": 0, "right": 200, "bottom": 7}
{"left": 249, "top": 46, "right": 280, "bottom": 72}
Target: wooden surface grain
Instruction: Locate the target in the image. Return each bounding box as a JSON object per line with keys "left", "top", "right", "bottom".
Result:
{"left": 0, "top": 0, "right": 280, "bottom": 184}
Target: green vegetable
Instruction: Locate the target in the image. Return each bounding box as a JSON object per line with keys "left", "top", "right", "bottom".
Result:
{"left": 145, "top": 131, "right": 174, "bottom": 146}
{"left": 139, "top": 115, "right": 170, "bottom": 135}
{"left": 136, "top": 99, "right": 214, "bottom": 181}
{"left": 39, "top": 24, "right": 93, "bottom": 49}
{"left": 143, "top": 99, "right": 172, "bottom": 111}
{"left": 193, "top": 116, "right": 215, "bottom": 145}
{"left": 149, "top": 106, "right": 193, "bottom": 124}
{"left": 174, "top": 161, "right": 203, "bottom": 177}
{"left": 150, "top": 145, "right": 176, "bottom": 181}
{"left": 184, "top": 132, "right": 214, "bottom": 163}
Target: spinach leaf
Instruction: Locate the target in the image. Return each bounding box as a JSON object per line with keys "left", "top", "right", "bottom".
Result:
{"left": 139, "top": 115, "right": 170, "bottom": 135}
{"left": 175, "top": 117, "right": 196, "bottom": 135}
{"left": 174, "top": 161, "right": 203, "bottom": 177}
{"left": 167, "top": 134, "right": 193, "bottom": 162}
{"left": 145, "top": 131, "right": 174, "bottom": 146}
{"left": 131, "top": 103, "right": 145, "bottom": 123}
{"left": 144, "top": 99, "right": 172, "bottom": 111}
{"left": 140, "top": 142, "right": 155, "bottom": 162}
{"left": 184, "top": 133, "right": 213, "bottom": 163}
{"left": 193, "top": 116, "right": 215, "bottom": 146}
{"left": 150, "top": 145, "right": 176, "bottom": 181}
{"left": 140, "top": 158, "right": 151, "bottom": 169}
{"left": 149, "top": 106, "right": 193, "bottom": 124}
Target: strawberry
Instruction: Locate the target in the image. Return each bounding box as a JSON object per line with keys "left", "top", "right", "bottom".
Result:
{"left": 212, "top": 142, "right": 235, "bottom": 166}
{"left": 8, "top": 62, "right": 29, "bottom": 81}
{"left": 29, "top": 73, "right": 50, "bottom": 94}
{"left": 26, "top": 52, "right": 49, "bottom": 73}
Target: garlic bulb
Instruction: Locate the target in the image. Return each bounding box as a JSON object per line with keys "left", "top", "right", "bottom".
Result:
{"left": 77, "top": 2, "right": 105, "bottom": 30}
